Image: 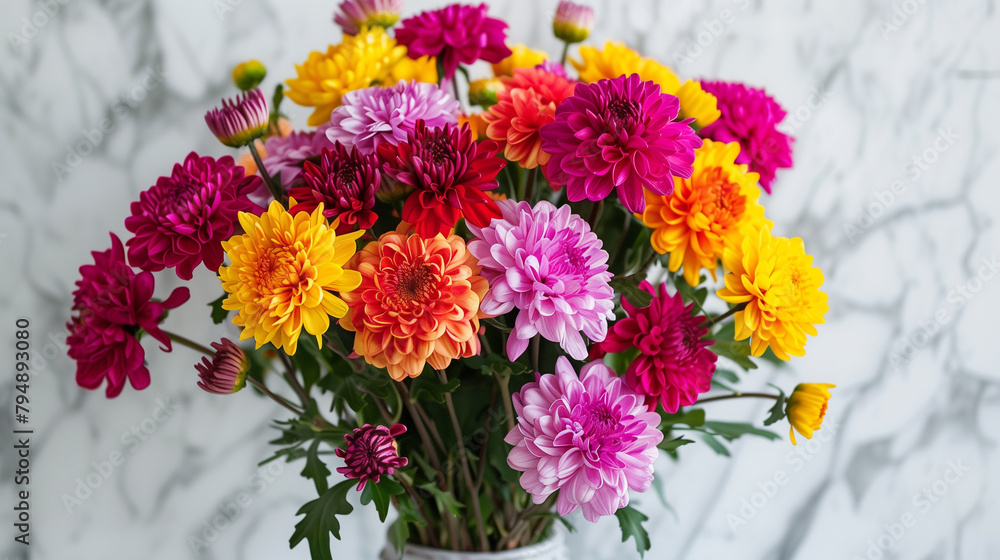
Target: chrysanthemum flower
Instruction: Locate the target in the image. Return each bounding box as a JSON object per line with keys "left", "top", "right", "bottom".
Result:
{"left": 467, "top": 200, "right": 615, "bottom": 360}
{"left": 288, "top": 143, "right": 378, "bottom": 235}
{"left": 205, "top": 88, "right": 269, "bottom": 148}
{"left": 334, "top": 0, "right": 403, "bottom": 35}
{"left": 483, "top": 68, "right": 575, "bottom": 169}
{"left": 378, "top": 121, "right": 505, "bottom": 238}
{"left": 638, "top": 140, "right": 770, "bottom": 286}
{"left": 395, "top": 3, "right": 512, "bottom": 84}
{"left": 553, "top": 1, "right": 595, "bottom": 44}
{"left": 388, "top": 55, "right": 438, "bottom": 84}
{"left": 717, "top": 227, "right": 828, "bottom": 360}
{"left": 67, "top": 233, "right": 190, "bottom": 398}
{"left": 540, "top": 73, "right": 702, "bottom": 213}
{"left": 699, "top": 80, "right": 793, "bottom": 193}
{"left": 196, "top": 338, "right": 250, "bottom": 394}
{"left": 284, "top": 27, "right": 406, "bottom": 126}
{"left": 335, "top": 424, "right": 408, "bottom": 490}
{"left": 786, "top": 383, "right": 835, "bottom": 444}
{"left": 219, "top": 200, "right": 363, "bottom": 355}
{"left": 572, "top": 41, "right": 681, "bottom": 94}
{"left": 261, "top": 129, "right": 334, "bottom": 189}
{"left": 125, "top": 152, "right": 263, "bottom": 280}
{"left": 505, "top": 357, "right": 663, "bottom": 522}
{"left": 339, "top": 227, "right": 488, "bottom": 381}
{"left": 326, "top": 81, "right": 460, "bottom": 155}
{"left": 491, "top": 44, "right": 548, "bottom": 77}
{"left": 675, "top": 80, "right": 720, "bottom": 129}
{"left": 602, "top": 281, "right": 716, "bottom": 413}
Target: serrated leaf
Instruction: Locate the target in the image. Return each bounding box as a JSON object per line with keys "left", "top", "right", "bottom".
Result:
{"left": 615, "top": 505, "right": 651, "bottom": 557}
{"left": 418, "top": 483, "right": 465, "bottom": 518}
{"left": 360, "top": 478, "right": 404, "bottom": 523}
{"left": 710, "top": 321, "right": 758, "bottom": 371}
{"left": 610, "top": 273, "right": 654, "bottom": 308}
{"left": 763, "top": 387, "right": 787, "bottom": 427}
{"left": 389, "top": 520, "right": 409, "bottom": 556}
{"left": 301, "top": 440, "right": 330, "bottom": 494}
{"left": 208, "top": 293, "right": 229, "bottom": 324}
{"left": 700, "top": 432, "right": 730, "bottom": 456}
{"left": 289, "top": 480, "right": 355, "bottom": 560}
{"left": 703, "top": 421, "right": 781, "bottom": 441}
{"left": 409, "top": 374, "right": 460, "bottom": 404}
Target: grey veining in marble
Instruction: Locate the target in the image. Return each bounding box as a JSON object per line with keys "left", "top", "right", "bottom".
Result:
{"left": 0, "top": 0, "right": 997, "bottom": 559}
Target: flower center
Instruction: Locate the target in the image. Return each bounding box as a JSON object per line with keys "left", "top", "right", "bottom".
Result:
{"left": 424, "top": 138, "right": 454, "bottom": 165}
{"left": 159, "top": 184, "right": 200, "bottom": 220}
{"left": 254, "top": 247, "right": 297, "bottom": 293}
{"left": 385, "top": 262, "right": 435, "bottom": 307}
{"left": 336, "top": 164, "right": 359, "bottom": 188}
{"left": 561, "top": 241, "right": 590, "bottom": 276}
{"left": 608, "top": 98, "right": 640, "bottom": 122}
{"left": 698, "top": 168, "right": 746, "bottom": 228}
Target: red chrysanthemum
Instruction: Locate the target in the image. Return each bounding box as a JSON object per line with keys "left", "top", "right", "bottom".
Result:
{"left": 601, "top": 280, "right": 717, "bottom": 413}
{"left": 288, "top": 144, "right": 378, "bottom": 235}
{"left": 125, "top": 152, "right": 263, "bottom": 280}
{"left": 377, "top": 121, "right": 505, "bottom": 238}
{"left": 67, "top": 233, "right": 190, "bottom": 398}
{"left": 335, "top": 424, "right": 408, "bottom": 491}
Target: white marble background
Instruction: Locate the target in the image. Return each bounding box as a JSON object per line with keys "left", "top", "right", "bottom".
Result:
{"left": 1, "top": 0, "right": 998, "bottom": 558}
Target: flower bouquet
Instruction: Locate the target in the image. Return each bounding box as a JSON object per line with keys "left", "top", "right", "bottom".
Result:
{"left": 66, "top": 0, "right": 835, "bottom": 557}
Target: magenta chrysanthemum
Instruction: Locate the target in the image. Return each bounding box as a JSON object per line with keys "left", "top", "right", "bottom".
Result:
{"left": 540, "top": 73, "right": 702, "bottom": 213}
{"left": 395, "top": 3, "right": 512, "bottom": 85}
{"left": 204, "top": 88, "right": 269, "bottom": 148}
{"left": 288, "top": 143, "right": 379, "bottom": 235}
{"left": 602, "top": 280, "right": 717, "bottom": 413}
{"left": 698, "top": 80, "right": 793, "bottom": 194}
{"left": 327, "top": 81, "right": 460, "bottom": 155}
{"left": 335, "top": 424, "right": 408, "bottom": 491}
{"left": 125, "top": 152, "right": 263, "bottom": 280}
{"left": 334, "top": 0, "right": 403, "bottom": 35}
{"left": 262, "top": 129, "right": 334, "bottom": 189}
{"left": 467, "top": 199, "right": 615, "bottom": 360}
{"left": 505, "top": 357, "right": 663, "bottom": 522}
{"left": 67, "top": 233, "right": 190, "bottom": 398}
{"left": 196, "top": 338, "right": 249, "bottom": 395}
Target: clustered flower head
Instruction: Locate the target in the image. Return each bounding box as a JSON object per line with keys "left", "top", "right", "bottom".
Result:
{"left": 602, "top": 281, "right": 717, "bottom": 413}
{"left": 468, "top": 200, "right": 615, "bottom": 360}
{"left": 68, "top": 233, "right": 190, "bottom": 398}
{"left": 327, "top": 80, "right": 460, "bottom": 155}
{"left": 125, "top": 152, "right": 263, "bottom": 280}
{"left": 541, "top": 73, "right": 702, "bottom": 213}
{"left": 573, "top": 41, "right": 681, "bottom": 94}
{"left": 505, "top": 357, "right": 664, "bottom": 522}
{"left": 336, "top": 424, "right": 408, "bottom": 490}
{"left": 205, "top": 88, "right": 270, "bottom": 148}
{"left": 196, "top": 338, "right": 250, "bottom": 394}
{"left": 786, "top": 383, "right": 836, "bottom": 444}
{"left": 334, "top": 0, "right": 404, "bottom": 35}
{"left": 288, "top": 143, "right": 379, "bottom": 235}
{"left": 261, "top": 129, "right": 335, "bottom": 189}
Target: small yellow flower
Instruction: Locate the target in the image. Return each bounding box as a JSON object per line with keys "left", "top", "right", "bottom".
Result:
{"left": 219, "top": 200, "right": 364, "bottom": 355}
{"left": 232, "top": 59, "right": 267, "bottom": 91}
{"left": 468, "top": 78, "right": 505, "bottom": 108}
{"left": 388, "top": 55, "right": 438, "bottom": 84}
{"left": 786, "top": 383, "right": 836, "bottom": 444}
{"left": 572, "top": 41, "right": 681, "bottom": 94}
{"left": 717, "top": 227, "right": 828, "bottom": 360}
{"left": 492, "top": 44, "right": 548, "bottom": 77}
{"left": 458, "top": 112, "right": 489, "bottom": 141}
{"left": 675, "top": 80, "right": 720, "bottom": 129}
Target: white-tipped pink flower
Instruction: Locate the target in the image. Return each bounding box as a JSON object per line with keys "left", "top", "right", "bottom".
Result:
{"left": 553, "top": 1, "right": 595, "bottom": 43}
{"left": 205, "top": 88, "right": 269, "bottom": 148}
{"left": 334, "top": 0, "right": 403, "bottom": 35}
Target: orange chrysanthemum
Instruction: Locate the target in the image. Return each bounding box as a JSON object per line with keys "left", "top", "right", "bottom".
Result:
{"left": 639, "top": 140, "right": 771, "bottom": 286}
{"left": 340, "top": 226, "right": 488, "bottom": 381}
{"left": 482, "top": 67, "right": 575, "bottom": 169}
{"left": 219, "top": 200, "right": 363, "bottom": 355}
{"left": 717, "top": 226, "right": 828, "bottom": 360}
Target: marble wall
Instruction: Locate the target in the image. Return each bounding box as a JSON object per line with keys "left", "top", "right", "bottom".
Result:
{"left": 0, "top": 0, "right": 997, "bottom": 558}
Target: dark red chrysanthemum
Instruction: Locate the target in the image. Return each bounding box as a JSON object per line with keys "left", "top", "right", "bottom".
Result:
{"left": 288, "top": 144, "right": 378, "bottom": 235}
{"left": 601, "top": 280, "right": 717, "bottom": 413}
{"left": 378, "top": 120, "right": 505, "bottom": 238}
{"left": 335, "top": 424, "right": 408, "bottom": 491}
{"left": 67, "top": 233, "right": 190, "bottom": 398}
{"left": 125, "top": 152, "right": 262, "bottom": 280}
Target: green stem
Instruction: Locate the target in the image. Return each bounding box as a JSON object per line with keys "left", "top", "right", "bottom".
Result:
{"left": 588, "top": 199, "right": 604, "bottom": 229}
{"left": 248, "top": 141, "right": 286, "bottom": 207}
{"left": 696, "top": 392, "right": 781, "bottom": 404}
{"left": 707, "top": 302, "right": 748, "bottom": 327}
{"left": 608, "top": 208, "right": 631, "bottom": 267}
{"left": 559, "top": 41, "right": 570, "bottom": 66}
{"left": 162, "top": 330, "right": 214, "bottom": 356}
{"left": 246, "top": 377, "right": 304, "bottom": 416}
{"left": 524, "top": 167, "right": 538, "bottom": 204}
{"left": 439, "top": 369, "right": 489, "bottom": 552}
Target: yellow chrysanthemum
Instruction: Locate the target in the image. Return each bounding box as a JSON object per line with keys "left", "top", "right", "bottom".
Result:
{"left": 285, "top": 27, "right": 406, "bottom": 126}
{"left": 388, "top": 55, "right": 438, "bottom": 84}
{"left": 786, "top": 383, "right": 835, "bottom": 444}
{"left": 572, "top": 41, "right": 681, "bottom": 94}
{"left": 219, "top": 200, "right": 364, "bottom": 355}
{"left": 458, "top": 112, "right": 489, "bottom": 140}
{"left": 717, "top": 227, "right": 828, "bottom": 360}
{"left": 639, "top": 140, "right": 771, "bottom": 287}
{"left": 675, "top": 80, "right": 720, "bottom": 129}
{"left": 492, "top": 44, "right": 548, "bottom": 77}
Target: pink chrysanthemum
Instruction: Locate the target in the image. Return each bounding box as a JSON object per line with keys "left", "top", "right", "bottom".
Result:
{"left": 67, "top": 233, "right": 190, "bottom": 398}
{"left": 601, "top": 280, "right": 717, "bottom": 413}
{"left": 261, "top": 129, "right": 334, "bottom": 189}
{"left": 467, "top": 200, "right": 615, "bottom": 360}
{"left": 698, "top": 80, "right": 793, "bottom": 194}
{"left": 505, "top": 357, "right": 663, "bottom": 522}
{"left": 125, "top": 152, "right": 263, "bottom": 280}
{"left": 395, "top": 4, "right": 512, "bottom": 85}
{"left": 334, "top": 0, "right": 403, "bottom": 35}
{"left": 335, "top": 424, "right": 408, "bottom": 491}
{"left": 196, "top": 338, "right": 249, "bottom": 394}
{"left": 540, "top": 73, "right": 702, "bottom": 213}
{"left": 327, "top": 81, "right": 460, "bottom": 155}
{"left": 204, "top": 88, "right": 269, "bottom": 148}
{"left": 288, "top": 143, "right": 379, "bottom": 235}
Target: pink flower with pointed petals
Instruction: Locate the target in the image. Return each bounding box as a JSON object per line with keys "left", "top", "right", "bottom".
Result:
{"left": 505, "top": 357, "right": 663, "bottom": 522}
{"left": 261, "top": 128, "right": 334, "bottom": 189}
{"left": 335, "top": 424, "right": 408, "bottom": 491}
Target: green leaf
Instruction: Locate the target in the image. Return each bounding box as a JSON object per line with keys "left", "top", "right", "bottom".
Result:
{"left": 700, "top": 432, "right": 730, "bottom": 456}
{"left": 703, "top": 421, "right": 781, "bottom": 441}
{"left": 615, "top": 505, "right": 651, "bottom": 558}
{"left": 360, "top": 478, "right": 405, "bottom": 523}
{"left": 409, "top": 374, "right": 460, "bottom": 404}
{"left": 388, "top": 520, "right": 409, "bottom": 556}
{"left": 763, "top": 387, "right": 787, "bottom": 427}
{"left": 710, "top": 321, "right": 758, "bottom": 371}
{"left": 289, "top": 480, "right": 356, "bottom": 560}
{"left": 301, "top": 440, "right": 331, "bottom": 494}
{"left": 658, "top": 436, "right": 694, "bottom": 452}
{"left": 208, "top": 293, "right": 229, "bottom": 324}
{"left": 659, "top": 408, "right": 705, "bottom": 429}
{"left": 610, "top": 273, "right": 654, "bottom": 308}
{"left": 714, "top": 369, "right": 740, "bottom": 383}
{"left": 294, "top": 348, "right": 321, "bottom": 393}
{"left": 417, "top": 483, "right": 465, "bottom": 518}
